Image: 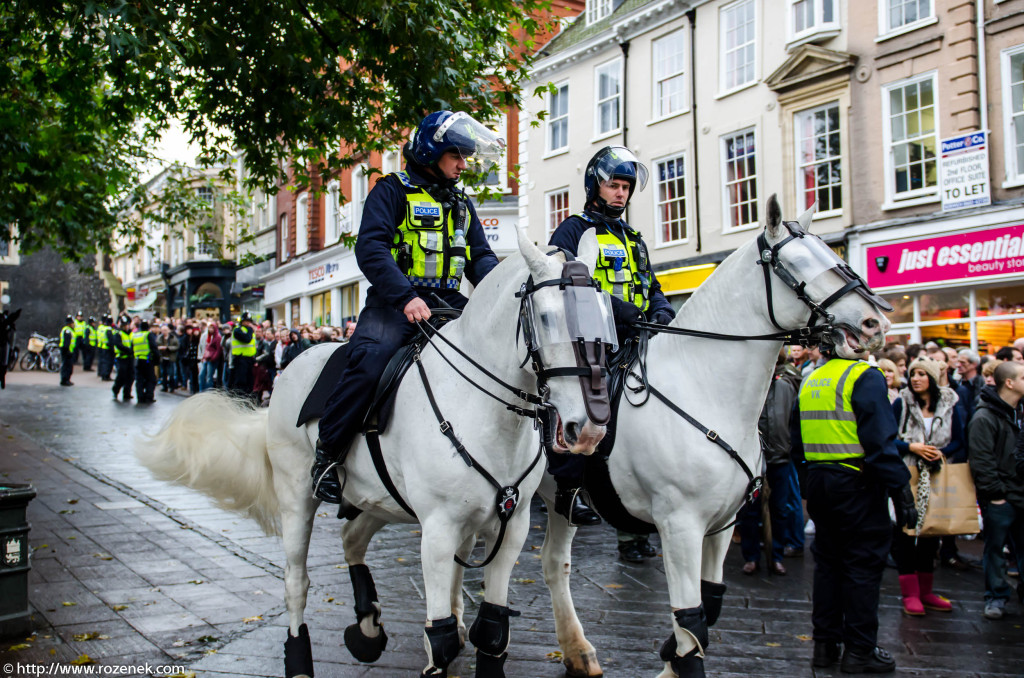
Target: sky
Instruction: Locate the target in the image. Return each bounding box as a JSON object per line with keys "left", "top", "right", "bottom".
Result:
{"left": 142, "top": 120, "right": 203, "bottom": 182}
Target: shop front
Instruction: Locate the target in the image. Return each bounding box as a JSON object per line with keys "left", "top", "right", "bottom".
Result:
{"left": 262, "top": 247, "right": 365, "bottom": 330}
{"left": 848, "top": 205, "right": 1024, "bottom": 353}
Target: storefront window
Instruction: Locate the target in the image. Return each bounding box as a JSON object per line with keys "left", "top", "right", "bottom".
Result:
{"left": 881, "top": 293, "right": 913, "bottom": 324}
{"left": 311, "top": 291, "right": 331, "bottom": 327}
{"left": 918, "top": 289, "right": 969, "bottom": 321}
{"left": 919, "top": 323, "right": 971, "bottom": 349}
{"left": 976, "top": 285, "right": 1024, "bottom": 317}
{"left": 977, "top": 318, "right": 1024, "bottom": 355}
{"left": 340, "top": 282, "right": 360, "bottom": 325}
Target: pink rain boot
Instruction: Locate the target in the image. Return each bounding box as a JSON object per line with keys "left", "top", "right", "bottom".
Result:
{"left": 899, "top": 574, "right": 925, "bottom": 616}
{"left": 918, "top": 572, "right": 952, "bottom": 612}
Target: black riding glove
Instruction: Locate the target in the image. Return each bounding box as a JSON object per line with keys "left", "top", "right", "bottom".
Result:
{"left": 650, "top": 310, "right": 674, "bottom": 326}
{"left": 611, "top": 298, "right": 643, "bottom": 326}
{"left": 891, "top": 484, "right": 919, "bottom": 530}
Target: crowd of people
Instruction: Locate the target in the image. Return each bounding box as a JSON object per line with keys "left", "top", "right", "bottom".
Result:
{"left": 735, "top": 337, "right": 1024, "bottom": 627}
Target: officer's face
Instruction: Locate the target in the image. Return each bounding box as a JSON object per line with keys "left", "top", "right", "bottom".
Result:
{"left": 436, "top": 150, "right": 468, "bottom": 181}
{"left": 599, "top": 179, "right": 631, "bottom": 208}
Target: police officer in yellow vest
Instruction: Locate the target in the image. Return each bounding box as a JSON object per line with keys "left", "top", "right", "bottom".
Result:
{"left": 81, "top": 316, "right": 97, "bottom": 371}
{"left": 312, "top": 111, "right": 503, "bottom": 503}
{"left": 229, "top": 311, "right": 257, "bottom": 402}
{"left": 72, "top": 310, "right": 86, "bottom": 366}
{"left": 132, "top": 320, "right": 159, "bottom": 403}
{"left": 96, "top": 315, "right": 115, "bottom": 380}
{"left": 546, "top": 147, "right": 676, "bottom": 557}
{"left": 111, "top": 315, "right": 135, "bottom": 401}
{"left": 59, "top": 314, "right": 76, "bottom": 386}
{"left": 792, "top": 350, "right": 917, "bottom": 674}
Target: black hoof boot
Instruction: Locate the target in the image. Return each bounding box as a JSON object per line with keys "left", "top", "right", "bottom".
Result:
{"left": 475, "top": 651, "right": 508, "bottom": 678}
{"left": 311, "top": 441, "right": 343, "bottom": 504}
{"left": 670, "top": 648, "right": 706, "bottom": 678}
{"left": 284, "top": 623, "right": 314, "bottom": 678}
{"left": 343, "top": 622, "right": 388, "bottom": 663}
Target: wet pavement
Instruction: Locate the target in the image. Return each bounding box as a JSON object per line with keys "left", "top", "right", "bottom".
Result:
{"left": 0, "top": 370, "right": 1021, "bottom": 677}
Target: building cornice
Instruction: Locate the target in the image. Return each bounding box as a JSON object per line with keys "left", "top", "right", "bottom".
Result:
{"left": 765, "top": 45, "right": 857, "bottom": 94}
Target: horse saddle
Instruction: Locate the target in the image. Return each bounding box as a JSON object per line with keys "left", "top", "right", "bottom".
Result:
{"left": 582, "top": 334, "right": 658, "bottom": 535}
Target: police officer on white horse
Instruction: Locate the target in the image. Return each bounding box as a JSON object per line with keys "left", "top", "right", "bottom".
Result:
{"left": 312, "top": 111, "right": 504, "bottom": 502}
{"left": 547, "top": 146, "right": 676, "bottom": 559}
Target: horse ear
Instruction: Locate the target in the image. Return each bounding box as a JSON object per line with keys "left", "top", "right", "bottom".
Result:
{"left": 517, "top": 227, "right": 551, "bottom": 277}
{"left": 796, "top": 202, "right": 816, "bottom": 232}
{"left": 765, "top": 194, "right": 783, "bottom": 238}
{"left": 577, "top": 228, "right": 599, "bottom": 275}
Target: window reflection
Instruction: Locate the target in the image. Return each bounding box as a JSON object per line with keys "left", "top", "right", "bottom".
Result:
{"left": 919, "top": 289, "right": 969, "bottom": 321}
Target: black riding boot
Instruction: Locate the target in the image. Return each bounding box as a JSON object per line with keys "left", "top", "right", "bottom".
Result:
{"left": 311, "top": 440, "right": 343, "bottom": 504}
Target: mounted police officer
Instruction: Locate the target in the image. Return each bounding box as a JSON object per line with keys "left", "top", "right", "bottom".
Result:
{"left": 229, "top": 312, "right": 257, "bottom": 402}
{"left": 111, "top": 315, "right": 135, "bottom": 401}
{"left": 792, "top": 348, "right": 917, "bottom": 673}
{"left": 96, "top": 314, "right": 116, "bottom": 381}
{"left": 547, "top": 146, "right": 676, "bottom": 560}
{"left": 59, "top": 314, "right": 76, "bottom": 386}
{"left": 311, "top": 111, "right": 504, "bottom": 503}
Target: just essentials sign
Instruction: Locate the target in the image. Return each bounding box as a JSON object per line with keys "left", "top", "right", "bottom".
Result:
{"left": 866, "top": 224, "right": 1024, "bottom": 289}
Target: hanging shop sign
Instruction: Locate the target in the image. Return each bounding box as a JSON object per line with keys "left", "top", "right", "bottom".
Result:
{"left": 940, "top": 131, "right": 990, "bottom": 212}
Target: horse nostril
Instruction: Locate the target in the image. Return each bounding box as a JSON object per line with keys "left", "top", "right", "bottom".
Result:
{"left": 564, "top": 421, "right": 580, "bottom": 444}
{"left": 863, "top": 318, "right": 879, "bottom": 331}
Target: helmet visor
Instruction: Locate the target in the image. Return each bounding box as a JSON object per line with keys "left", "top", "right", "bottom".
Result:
{"left": 523, "top": 287, "right": 618, "bottom": 354}
{"left": 593, "top": 147, "right": 649, "bottom": 192}
{"left": 433, "top": 112, "right": 506, "bottom": 173}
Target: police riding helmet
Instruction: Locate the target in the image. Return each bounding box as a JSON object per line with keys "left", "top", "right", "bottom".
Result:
{"left": 75, "top": 310, "right": 83, "bottom": 318}
{"left": 584, "top": 146, "right": 650, "bottom": 218}
{"left": 406, "top": 111, "right": 506, "bottom": 171}
{"left": 88, "top": 316, "right": 96, "bottom": 323}
{"left": 65, "top": 315, "right": 73, "bottom": 324}
{"left": 239, "top": 311, "right": 252, "bottom": 323}
{"left": 139, "top": 321, "right": 149, "bottom": 331}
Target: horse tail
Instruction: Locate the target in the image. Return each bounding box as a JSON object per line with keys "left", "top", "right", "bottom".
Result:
{"left": 135, "top": 391, "right": 281, "bottom": 536}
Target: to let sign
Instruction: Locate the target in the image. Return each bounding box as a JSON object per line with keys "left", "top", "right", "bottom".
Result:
{"left": 940, "top": 131, "right": 990, "bottom": 212}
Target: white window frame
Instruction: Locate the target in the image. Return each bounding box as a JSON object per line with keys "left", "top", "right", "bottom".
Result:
{"left": 545, "top": 187, "right": 571, "bottom": 242}
{"left": 794, "top": 102, "right": 843, "bottom": 218}
{"left": 718, "top": 0, "right": 757, "bottom": 97}
{"left": 881, "top": 71, "right": 940, "bottom": 208}
{"left": 720, "top": 127, "right": 759, "bottom": 233}
{"left": 382, "top": 149, "right": 401, "bottom": 176}
{"left": 325, "top": 180, "right": 341, "bottom": 245}
{"left": 586, "top": 0, "right": 612, "bottom": 25}
{"left": 877, "top": 0, "right": 936, "bottom": 41}
{"left": 593, "top": 58, "right": 623, "bottom": 140}
{"left": 787, "top": 0, "right": 840, "bottom": 48}
{"left": 352, "top": 163, "right": 369, "bottom": 234}
{"left": 546, "top": 81, "right": 570, "bottom": 156}
{"left": 1002, "top": 44, "right": 1024, "bottom": 187}
{"left": 295, "top": 192, "right": 309, "bottom": 255}
{"left": 652, "top": 30, "right": 688, "bottom": 122}
{"left": 653, "top": 151, "right": 690, "bottom": 247}
{"left": 280, "top": 213, "right": 290, "bottom": 260}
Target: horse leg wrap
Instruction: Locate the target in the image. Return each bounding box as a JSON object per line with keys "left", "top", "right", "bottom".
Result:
{"left": 283, "top": 624, "right": 314, "bottom": 678}
{"left": 469, "top": 602, "right": 520, "bottom": 678}
{"left": 700, "top": 580, "right": 727, "bottom": 627}
{"left": 421, "top": 614, "right": 461, "bottom": 677}
{"left": 669, "top": 648, "right": 706, "bottom": 678}
{"left": 474, "top": 650, "right": 508, "bottom": 678}
{"left": 343, "top": 564, "right": 388, "bottom": 663}
{"left": 659, "top": 605, "right": 709, "bottom": 662}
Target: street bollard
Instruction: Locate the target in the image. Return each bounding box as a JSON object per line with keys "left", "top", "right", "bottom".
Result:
{"left": 0, "top": 483, "right": 37, "bottom": 638}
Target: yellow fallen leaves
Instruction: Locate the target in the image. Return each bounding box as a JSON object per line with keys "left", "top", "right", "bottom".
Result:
{"left": 513, "top": 578, "right": 535, "bottom": 584}
{"left": 72, "top": 632, "right": 110, "bottom": 641}
{"left": 94, "top": 553, "right": 113, "bottom": 561}
{"left": 70, "top": 654, "right": 96, "bottom": 665}
{"left": 168, "top": 672, "right": 197, "bottom": 678}
{"left": 546, "top": 650, "right": 563, "bottom": 661}
{"left": 112, "top": 604, "right": 128, "bottom": 611}
{"left": 766, "top": 642, "right": 781, "bottom": 647}
{"left": 243, "top": 615, "right": 263, "bottom": 623}
{"left": 7, "top": 643, "right": 30, "bottom": 651}
{"left": 61, "top": 601, "right": 77, "bottom": 607}
{"left": 604, "top": 584, "right": 623, "bottom": 589}
{"left": 796, "top": 634, "right": 812, "bottom": 641}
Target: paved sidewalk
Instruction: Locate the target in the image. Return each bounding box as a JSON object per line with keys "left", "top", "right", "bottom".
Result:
{"left": 0, "top": 375, "right": 1022, "bottom": 677}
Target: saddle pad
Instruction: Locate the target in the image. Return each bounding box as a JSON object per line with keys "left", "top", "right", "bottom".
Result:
{"left": 582, "top": 337, "right": 658, "bottom": 535}
{"left": 296, "top": 343, "right": 350, "bottom": 428}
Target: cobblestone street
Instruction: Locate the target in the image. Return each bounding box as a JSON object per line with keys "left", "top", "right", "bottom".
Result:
{"left": 0, "top": 373, "right": 1021, "bottom": 677}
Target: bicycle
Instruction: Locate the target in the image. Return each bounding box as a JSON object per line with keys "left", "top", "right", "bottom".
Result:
{"left": 20, "top": 333, "right": 62, "bottom": 372}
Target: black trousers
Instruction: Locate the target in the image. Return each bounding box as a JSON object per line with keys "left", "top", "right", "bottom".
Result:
{"left": 82, "top": 345, "right": 94, "bottom": 370}
{"left": 229, "top": 356, "right": 255, "bottom": 400}
{"left": 60, "top": 350, "right": 74, "bottom": 384}
{"left": 135, "top": 360, "right": 156, "bottom": 401}
{"left": 112, "top": 358, "right": 134, "bottom": 398}
{"left": 97, "top": 348, "right": 114, "bottom": 379}
{"left": 806, "top": 467, "right": 892, "bottom": 655}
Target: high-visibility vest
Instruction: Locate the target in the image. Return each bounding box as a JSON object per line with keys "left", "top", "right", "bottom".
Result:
{"left": 86, "top": 326, "right": 96, "bottom": 348}
{"left": 132, "top": 331, "right": 151, "bottom": 362}
{"left": 97, "top": 326, "right": 111, "bottom": 350}
{"left": 231, "top": 328, "right": 256, "bottom": 357}
{"left": 59, "top": 326, "right": 76, "bottom": 353}
{"left": 798, "top": 359, "right": 872, "bottom": 468}
{"left": 73, "top": 319, "right": 86, "bottom": 342}
{"left": 389, "top": 171, "right": 469, "bottom": 290}
{"left": 575, "top": 213, "right": 652, "bottom": 312}
{"left": 115, "top": 330, "right": 133, "bottom": 359}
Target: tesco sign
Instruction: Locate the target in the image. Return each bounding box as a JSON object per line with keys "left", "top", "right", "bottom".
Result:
{"left": 866, "top": 223, "right": 1024, "bottom": 289}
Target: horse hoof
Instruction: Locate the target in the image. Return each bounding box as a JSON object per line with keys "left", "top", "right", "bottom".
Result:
{"left": 564, "top": 649, "right": 603, "bottom": 677}
{"left": 344, "top": 622, "right": 388, "bottom": 663}
{"left": 284, "top": 623, "right": 314, "bottom": 678}
{"left": 670, "top": 650, "right": 706, "bottom": 678}
{"left": 475, "top": 651, "right": 508, "bottom": 678}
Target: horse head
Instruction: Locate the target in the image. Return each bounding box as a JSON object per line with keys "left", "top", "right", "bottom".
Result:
{"left": 518, "top": 228, "right": 607, "bottom": 456}
{"left": 761, "top": 194, "right": 892, "bottom": 358}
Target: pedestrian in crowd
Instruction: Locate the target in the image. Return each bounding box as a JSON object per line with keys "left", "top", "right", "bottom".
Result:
{"left": 132, "top": 320, "right": 158, "bottom": 403}
{"left": 254, "top": 328, "right": 277, "bottom": 404}
{"left": 968, "top": 360, "right": 1024, "bottom": 620}
{"left": 794, "top": 347, "right": 916, "bottom": 674}
{"left": 272, "top": 329, "right": 287, "bottom": 375}
{"left": 219, "top": 323, "right": 232, "bottom": 386}
{"left": 182, "top": 325, "right": 200, "bottom": 394}
{"left": 884, "top": 346, "right": 908, "bottom": 379}
{"left": 280, "top": 329, "right": 304, "bottom": 371}
{"left": 111, "top": 315, "right": 134, "bottom": 401}
{"left": 957, "top": 349, "right": 986, "bottom": 419}
{"left": 228, "top": 312, "right": 257, "bottom": 402}
{"left": 199, "top": 320, "right": 222, "bottom": 391}
{"left": 740, "top": 350, "right": 804, "bottom": 576}
{"left": 58, "top": 314, "right": 76, "bottom": 386}
{"left": 905, "top": 343, "right": 923, "bottom": 364}
{"left": 175, "top": 323, "right": 189, "bottom": 390}
{"left": 343, "top": 321, "right": 356, "bottom": 340}
{"left": 95, "top": 315, "right": 116, "bottom": 381}
{"left": 892, "top": 357, "right": 962, "bottom": 616}
{"left": 877, "top": 358, "right": 901, "bottom": 403}
{"left": 157, "top": 324, "right": 180, "bottom": 392}
{"left": 994, "top": 346, "right": 1023, "bottom": 363}
{"left": 982, "top": 359, "right": 1002, "bottom": 386}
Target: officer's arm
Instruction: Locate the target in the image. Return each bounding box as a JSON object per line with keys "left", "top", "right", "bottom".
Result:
{"left": 851, "top": 368, "right": 912, "bottom": 490}
{"left": 464, "top": 200, "right": 499, "bottom": 287}
{"left": 547, "top": 217, "right": 586, "bottom": 252}
{"left": 645, "top": 274, "right": 675, "bottom": 321}
{"left": 354, "top": 177, "right": 418, "bottom": 311}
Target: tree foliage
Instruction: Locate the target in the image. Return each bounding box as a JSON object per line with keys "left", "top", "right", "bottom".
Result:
{"left": 0, "top": 0, "right": 551, "bottom": 261}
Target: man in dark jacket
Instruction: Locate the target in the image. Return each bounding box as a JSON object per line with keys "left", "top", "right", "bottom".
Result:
{"left": 312, "top": 111, "right": 502, "bottom": 503}
{"left": 968, "top": 361, "right": 1024, "bottom": 620}
{"left": 111, "top": 315, "right": 134, "bottom": 401}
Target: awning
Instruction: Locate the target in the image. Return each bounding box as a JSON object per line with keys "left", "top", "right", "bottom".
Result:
{"left": 127, "top": 291, "right": 158, "bottom": 313}
{"left": 656, "top": 263, "right": 718, "bottom": 295}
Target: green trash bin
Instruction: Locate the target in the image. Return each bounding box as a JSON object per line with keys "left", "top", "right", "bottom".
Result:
{"left": 0, "top": 483, "right": 36, "bottom": 638}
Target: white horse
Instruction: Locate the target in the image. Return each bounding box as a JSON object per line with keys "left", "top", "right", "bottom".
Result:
{"left": 136, "top": 229, "right": 609, "bottom": 678}
{"left": 538, "top": 196, "right": 892, "bottom": 678}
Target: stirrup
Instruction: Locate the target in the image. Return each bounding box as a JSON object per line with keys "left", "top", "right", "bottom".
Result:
{"left": 554, "top": 486, "right": 582, "bottom": 527}
{"left": 312, "top": 460, "right": 344, "bottom": 504}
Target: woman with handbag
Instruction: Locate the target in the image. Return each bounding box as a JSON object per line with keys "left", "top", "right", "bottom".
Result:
{"left": 892, "top": 356, "right": 965, "bottom": 615}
